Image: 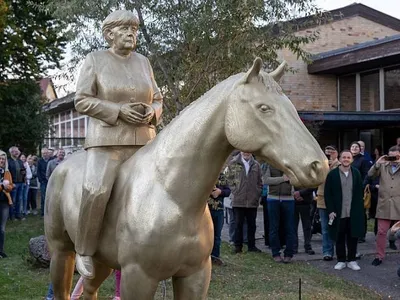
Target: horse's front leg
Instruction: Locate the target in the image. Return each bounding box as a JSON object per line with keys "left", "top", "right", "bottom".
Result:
{"left": 172, "top": 258, "right": 212, "bottom": 300}
{"left": 121, "top": 264, "right": 158, "bottom": 300}
{"left": 50, "top": 250, "right": 76, "bottom": 300}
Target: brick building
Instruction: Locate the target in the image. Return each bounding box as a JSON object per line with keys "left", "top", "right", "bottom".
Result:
{"left": 44, "top": 3, "right": 400, "bottom": 154}
{"left": 279, "top": 3, "right": 400, "bottom": 152}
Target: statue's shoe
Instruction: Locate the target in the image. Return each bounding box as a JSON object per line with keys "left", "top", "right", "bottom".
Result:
{"left": 76, "top": 254, "right": 95, "bottom": 279}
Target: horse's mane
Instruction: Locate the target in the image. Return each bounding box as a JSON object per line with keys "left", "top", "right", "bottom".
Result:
{"left": 165, "top": 70, "right": 281, "bottom": 128}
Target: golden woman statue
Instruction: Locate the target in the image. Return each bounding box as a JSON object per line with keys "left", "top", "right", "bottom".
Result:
{"left": 74, "top": 10, "right": 163, "bottom": 279}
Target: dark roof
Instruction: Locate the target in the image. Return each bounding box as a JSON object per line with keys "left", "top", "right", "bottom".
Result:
{"left": 291, "top": 3, "right": 400, "bottom": 32}
{"left": 308, "top": 34, "right": 400, "bottom": 74}
{"left": 42, "top": 92, "right": 75, "bottom": 113}
{"left": 299, "top": 111, "right": 400, "bottom": 129}
{"left": 312, "top": 34, "right": 400, "bottom": 60}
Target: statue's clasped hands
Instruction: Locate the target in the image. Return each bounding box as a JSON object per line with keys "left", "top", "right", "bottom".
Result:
{"left": 119, "top": 102, "right": 155, "bottom": 125}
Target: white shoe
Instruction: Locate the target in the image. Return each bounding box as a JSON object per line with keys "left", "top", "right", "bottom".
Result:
{"left": 347, "top": 261, "right": 361, "bottom": 271}
{"left": 334, "top": 262, "right": 346, "bottom": 270}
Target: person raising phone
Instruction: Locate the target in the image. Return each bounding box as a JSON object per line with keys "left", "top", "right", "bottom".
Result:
{"left": 368, "top": 145, "right": 400, "bottom": 267}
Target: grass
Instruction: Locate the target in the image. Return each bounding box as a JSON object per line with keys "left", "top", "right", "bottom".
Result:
{"left": 367, "top": 218, "right": 375, "bottom": 233}
{"left": 0, "top": 217, "right": 381, "bottom": 300}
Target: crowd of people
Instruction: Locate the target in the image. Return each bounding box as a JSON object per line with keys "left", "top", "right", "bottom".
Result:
{"left": 207, "top": 139, "right": 400, "bottom": 274}
{"left": 0, "top": 146, "right": 65, "bottom": 258}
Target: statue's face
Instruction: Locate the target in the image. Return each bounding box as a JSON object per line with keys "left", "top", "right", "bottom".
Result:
{"left": 109, "top": 24, "right": 137, "bottom": 52}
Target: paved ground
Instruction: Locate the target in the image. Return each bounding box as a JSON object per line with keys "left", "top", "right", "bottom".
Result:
{"left": 309, "top": 253, "right": 400, "bottom": 299}
{"left": 221, "top": 207, "right": 400, "bottom": 299}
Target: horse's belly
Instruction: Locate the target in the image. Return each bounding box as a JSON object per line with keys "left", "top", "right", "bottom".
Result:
{"left": 118, "top": 205, "right": 214, "bottom": 279}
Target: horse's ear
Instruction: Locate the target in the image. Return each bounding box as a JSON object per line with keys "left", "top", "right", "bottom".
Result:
{"left": 269, "top": 60, "right": 287, "bottom": 82}
{"left": 244, "top": 57, "right": 263, "bottom": 83}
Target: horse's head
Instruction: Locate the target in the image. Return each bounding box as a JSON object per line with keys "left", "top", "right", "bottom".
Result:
{"left": 225, "top": 58, "right": 328, "bottom": 187}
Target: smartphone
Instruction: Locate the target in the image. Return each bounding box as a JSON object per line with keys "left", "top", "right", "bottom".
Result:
{"left": 385, "top": 156, "right": 397, "bottom": 161}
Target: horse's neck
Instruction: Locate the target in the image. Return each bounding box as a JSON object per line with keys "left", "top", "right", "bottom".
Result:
{"left": 155, "top": 98, "right": 232, "bottom": 212}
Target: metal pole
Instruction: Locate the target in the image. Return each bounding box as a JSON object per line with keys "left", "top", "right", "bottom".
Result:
{"left": 299, "top": 278, "right": 302, "bottom": 300}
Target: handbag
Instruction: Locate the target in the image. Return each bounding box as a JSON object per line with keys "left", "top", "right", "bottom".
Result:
{"left": 311, "top": 208, "right": 321, "bottom": 235}
{"left": 363, "top": 184, "right": 371, "bottom": 209}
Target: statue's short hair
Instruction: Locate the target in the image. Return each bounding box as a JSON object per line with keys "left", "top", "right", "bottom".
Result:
{"left": 102, "top": 10, "right": 140, "bottom": 45}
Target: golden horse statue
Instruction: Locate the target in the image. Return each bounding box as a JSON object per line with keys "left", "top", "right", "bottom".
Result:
{"left": 45, "top": 58, "right": 328, "bottom": 300}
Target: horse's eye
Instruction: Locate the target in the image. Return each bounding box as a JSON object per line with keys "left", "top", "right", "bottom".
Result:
{"left": 259, "top": 104, "right": 272, "bottom": 113}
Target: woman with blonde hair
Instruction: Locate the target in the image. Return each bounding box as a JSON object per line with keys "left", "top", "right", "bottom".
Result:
{"left": 0, "top": 150, "right": 14, "bottom": 258}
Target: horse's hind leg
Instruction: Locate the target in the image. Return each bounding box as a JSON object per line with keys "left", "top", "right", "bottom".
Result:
{"left": 121, "top": 264, "right": 158, "bottom": 300}
{"left": 172, "top": 258, "right": 211, "bottom": 300}
{"left": 50, "top": 249, "right": 76, "bottom": 300}
{"left": 83, "top": 259, "right": 113, "bottom": 300}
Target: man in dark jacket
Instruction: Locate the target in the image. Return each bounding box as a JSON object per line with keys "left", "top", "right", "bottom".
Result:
{"left": 325, "top": 150, "right": 364, "bottom": 271}
{"left": 7, "top": 146, "right": 25, "bottom": 220}
{"left": 294, "top": 188, "right": 315, "bottom": 255}
{"left": 227, "top": 152, "right": 262, "bottom": 254}
{"left": 350, "top": 141, "right": 371, "bottom": 181}
{"left": 37, "top": 148, "right": 51, "bottom": 217}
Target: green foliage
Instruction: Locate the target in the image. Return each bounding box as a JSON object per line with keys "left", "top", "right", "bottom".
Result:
{"left": 0, "top": 0, "right": 67, "bottom": 80}
{"left": 47, "top": 0, "right": 328, "bottom": 123}
{"left": 0, "top": 80, "right": 49, "bottom": 153}
{"left": 0, "top": 0, "right": 7, "bottom": 33}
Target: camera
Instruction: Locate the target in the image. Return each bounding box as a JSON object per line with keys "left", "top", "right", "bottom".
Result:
{"left": 385, "top": 156, "right": 398, "bottom": 161}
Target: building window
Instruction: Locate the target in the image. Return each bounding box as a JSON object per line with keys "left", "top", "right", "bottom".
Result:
{"left": 339, "top": 75, "right": 356, "bottom": 111}
{"left": 360, "top": 71, "right": 380, "bottom": 111}
{"left": 385, "top": 66, "right": 400, "bottom": 110}
{"left": 47, "top": 109, "right": 88, "bottom": 149}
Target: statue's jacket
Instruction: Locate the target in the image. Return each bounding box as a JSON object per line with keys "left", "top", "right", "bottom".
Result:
{"left": 74, "top": 50, "right": 163, "bottom": 149}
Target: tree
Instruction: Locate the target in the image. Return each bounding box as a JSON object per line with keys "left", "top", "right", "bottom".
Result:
{"left": 0, "top": 80, "right": 49, "bottom": 153}
{"left": 0, "top": 0, "right": 66, "bottom": 152}
{"left": 0, "top": 0, "right": 7, "bottom": 33}
{"left": 0, "top": 0, "right": 67, "bottom": 80}
{"left": 47, "top": 0, "right": 328, "bottom": 123}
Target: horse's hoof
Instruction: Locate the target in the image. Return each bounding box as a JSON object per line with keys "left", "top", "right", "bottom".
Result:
{"left": 76, "top": 254, "right": 95, "bottom": 279}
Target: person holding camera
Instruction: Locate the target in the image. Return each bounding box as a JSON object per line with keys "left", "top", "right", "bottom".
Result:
{"left": 368, "top": 146, "right": 400, "bottom": 266}
{"left": 0, "top": 150, "right": 14, "bottom": 258}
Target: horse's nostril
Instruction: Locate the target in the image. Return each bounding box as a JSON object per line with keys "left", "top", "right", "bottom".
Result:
{"left": 310, "top": 161, "right": 322, "bottom": 180}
